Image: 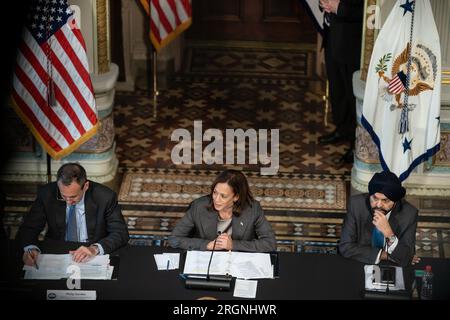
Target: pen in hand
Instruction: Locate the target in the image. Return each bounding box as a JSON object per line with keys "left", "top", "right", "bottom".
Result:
{"left": 28, "top": 249, "right": 39, "bottom": 270}
{"left": 166, "top": 259, "right": 170, "bottom": 270}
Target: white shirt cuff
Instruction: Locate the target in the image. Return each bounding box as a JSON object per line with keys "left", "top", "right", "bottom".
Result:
{"left": 374, "top": 249, "right": 382, "bottom": 264}
{"left": 387, "top": 237, "right": 399, "bottom": 254}
{"left": 24, "top": 245, "right": 41, "bottom": 253}
{"left": 93, "top": 243, "right": 105, "bottom": 255}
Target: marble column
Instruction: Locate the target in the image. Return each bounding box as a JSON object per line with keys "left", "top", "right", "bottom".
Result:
{"left": 352, "top": 0, "right": 450, "bottom": 196}
{"left": 1, "top": 0, "right": 119, "bottom": 183}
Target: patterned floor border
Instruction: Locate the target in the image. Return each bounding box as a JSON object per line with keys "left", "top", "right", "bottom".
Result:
{"left": 2, "top": 193, "right": 450, "bottom": 257}
{"left": 118, "top": 169, "right": 348, "bottom": 212}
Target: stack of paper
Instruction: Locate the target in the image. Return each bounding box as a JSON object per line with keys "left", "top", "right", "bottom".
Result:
{"left": 234, "top": 279, "right": 258, "bottom": 298}
{"left": 154, "top": 253, "right": 180, "bottom": 270}
{"left": 23, "top": 254, "right": 113, "bottom": 280}
{"left": 183, "top": 251, "right": 273, "bottom": 279}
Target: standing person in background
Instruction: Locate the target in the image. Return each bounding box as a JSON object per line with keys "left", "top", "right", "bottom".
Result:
{"left": 318, "top": 0, "right": 364, "bottom": 165}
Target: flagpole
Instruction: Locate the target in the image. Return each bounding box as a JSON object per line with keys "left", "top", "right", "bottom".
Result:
{"left": 323, "top": 80, "right": 329, "bottom": 127}
{"left": 46, "top": 153, "right": 52, "bottom": 183}
{"left": 400, "top": 2, "right": 416, "bottom": 134}
{"left": 152, "top": 49, "right": 159, "bottom": 119}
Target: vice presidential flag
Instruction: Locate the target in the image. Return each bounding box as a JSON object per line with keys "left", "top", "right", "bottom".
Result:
{"left": 140, "top": 0, "right": 192, "bottom": 52}
{"left": 361, "top": 0, "right": 441, "bottom": 181}
{"left": 11, "top": 0, "right": 98, "bottom": 160}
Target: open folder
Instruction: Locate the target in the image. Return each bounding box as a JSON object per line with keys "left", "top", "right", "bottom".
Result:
{"left": 182, "top": 251, "right": 276, "bottom": 279}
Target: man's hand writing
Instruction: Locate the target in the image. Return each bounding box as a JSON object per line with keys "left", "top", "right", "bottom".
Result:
{"left": 23, "top": 248, "right": 40, "bottom": 267}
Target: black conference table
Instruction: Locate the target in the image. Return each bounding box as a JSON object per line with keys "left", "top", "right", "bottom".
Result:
{"left": 2, "top": 240, "right": 450, "bottom": 300}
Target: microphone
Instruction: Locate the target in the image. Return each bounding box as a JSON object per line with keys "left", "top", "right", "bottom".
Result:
{"left": 206, "top": 223, "right": 231, "bottom": 280}
{"left": 206, "top": 232, "right": 220, "bottom": 281}
{"left": 184, "top": 227, "right": 233, "bottom": 291}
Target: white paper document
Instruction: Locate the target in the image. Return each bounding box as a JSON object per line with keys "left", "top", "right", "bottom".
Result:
{"left": 183, "top": 251, "right": 273, "bottom": 279}
{"left": 364, "top": 265, "right": 405, "bottom": 291}
{"left": 233, "top": 279, "right": 258, "bottom": 298}
{"left": 154, "top": 253, "right": 180, "bottom": 270}
{"left": 23, "top": 254, "right": 113, "bottom": 280}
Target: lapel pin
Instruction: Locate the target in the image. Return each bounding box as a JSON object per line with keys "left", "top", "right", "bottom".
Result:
{"left": 240, "top": 222, "right": 244, "bottom": 226}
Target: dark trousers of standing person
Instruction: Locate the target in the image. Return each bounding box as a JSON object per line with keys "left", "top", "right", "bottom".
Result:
{"left": 324, "top": 47, "right": 359, "bottom": 150}
{"left": 318, "top": 1, "right": 363, "bottom": 165}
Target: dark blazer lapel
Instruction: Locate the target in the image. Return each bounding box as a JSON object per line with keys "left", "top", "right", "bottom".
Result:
{"left": 84, "top": 188, "right": 98, "bottom": 241}
{"left": 232, "top": 209, "right": 250, "bottom": 240}
{"left": 202, "top": 209, "right": 218, "bottom": 240}
{"left": 54, "top": 200, "right": 67, "bottom": 239}
{"left": 389, "top": 202, "right": 401, "bottom": 236}
{"left": 51, "top": 184, "right": 67, "bottom": 239}
{"left": 363, "top": 196, "right": 375, "bottom": 243}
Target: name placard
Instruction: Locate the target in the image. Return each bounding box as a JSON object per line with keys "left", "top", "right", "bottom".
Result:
{"left": 46, "top": 290, "right": 97, "bottom": 300}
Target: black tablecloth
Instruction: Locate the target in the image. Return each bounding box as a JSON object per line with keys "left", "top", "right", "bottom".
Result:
{"left": 1, "top": 240, "right": 449, "bottom": 300}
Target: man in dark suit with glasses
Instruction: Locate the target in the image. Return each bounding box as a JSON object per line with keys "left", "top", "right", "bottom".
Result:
{"left": 17, "top": 163, "right": 129, "bottom": 266}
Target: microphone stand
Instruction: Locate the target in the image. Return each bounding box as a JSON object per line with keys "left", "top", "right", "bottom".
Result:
{"left": 184, "top": 229, "right": 233, "bottom": 291}
{"left": 206, "top": 224, "right": 231, "bottom": 279}
{"left": 206, "top": 235, "right": 219, "bottom": 281}
{"left": 384, "top": 239, "right": 390, "bottom": 295}
{"left": 383, "top": 237, "right": 398, "bottom": 296}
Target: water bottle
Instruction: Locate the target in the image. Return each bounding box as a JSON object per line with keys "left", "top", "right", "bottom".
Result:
{"left": 420, "top": 265, "right": 433, "bottom": 300}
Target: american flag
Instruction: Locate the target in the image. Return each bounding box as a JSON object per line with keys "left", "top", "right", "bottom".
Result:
{"left": 140, "top": 0, "right": 192, "bottom": 52}
{"left": 388, "top": 70, "right": 407, "bottom": 94}
{"left": 11, "top": 0, "right": 97, "bottom": 160}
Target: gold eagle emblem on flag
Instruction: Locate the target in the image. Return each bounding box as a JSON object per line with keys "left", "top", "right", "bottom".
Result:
{"left": 376, "top": 42, "right": 437, "bottom": 109}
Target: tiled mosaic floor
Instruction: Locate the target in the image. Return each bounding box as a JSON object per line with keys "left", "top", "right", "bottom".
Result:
{"left": 3, "top": 42, "right": 449, "bottom": 258}
{"left": 113, "top": 40, "right": 351, "bottom": 253}
{"left": 114, "top": 42, "right": 351, "bottom": 175}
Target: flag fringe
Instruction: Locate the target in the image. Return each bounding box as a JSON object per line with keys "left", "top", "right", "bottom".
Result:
{"left": 10, "top": 97, "right": 98, "bottom": 160}
{"left": 150, "top": 18, "right": 192, "bottom": 52}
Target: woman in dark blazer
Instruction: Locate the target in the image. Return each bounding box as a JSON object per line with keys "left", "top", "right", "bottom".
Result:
{"left": 169, "top": 170, "right": 276, "bottom": 252}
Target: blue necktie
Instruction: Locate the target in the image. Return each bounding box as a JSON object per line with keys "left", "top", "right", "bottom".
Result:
{"left": 372, "top": 227, "right": 385, "bottom": 249}
{"left": 66, "top": 205, "right": 78, "bottom": 242}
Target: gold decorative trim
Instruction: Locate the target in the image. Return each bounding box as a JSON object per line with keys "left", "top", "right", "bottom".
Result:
{"left": 96, "top": 0, "right": 109, "bottom": 74}
{"left": 443, "top": 71, "right": 450, "bottom": 85}
{"left": 360, "top": 0, "right": 377, "bottom": 81}
{"left": 128, "top": 230, "right": 170, "bottom": 235}
{"left": 123, "top": 211, "right": 185, "bottom": 218}
{"left": 276, "top": 236, "right": 339, "bottom": 242}
{"left": 266, "top": 216, "right": 343, "bottom": 224}
{"left": 418, "top": 222, "right": 450, "bottom": 228}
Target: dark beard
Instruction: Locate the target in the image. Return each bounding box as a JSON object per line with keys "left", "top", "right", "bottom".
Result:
{"left": 372, "top": 207, "right": 389, "bottom": 215}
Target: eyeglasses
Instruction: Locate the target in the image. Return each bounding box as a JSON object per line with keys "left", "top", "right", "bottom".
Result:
{"left": 370, "top": 194, "right": 393, "bottom": 205}
{"left": 56, "top": 182, "right": 86, "bottom": 202}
